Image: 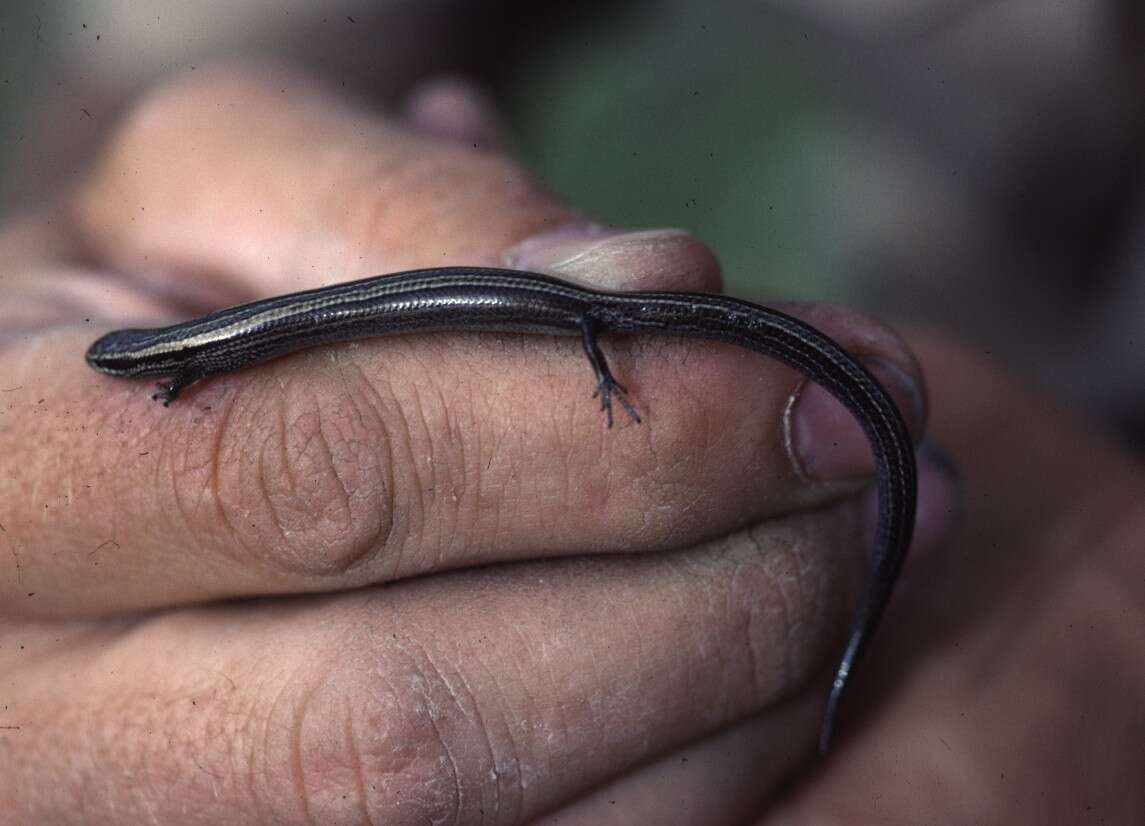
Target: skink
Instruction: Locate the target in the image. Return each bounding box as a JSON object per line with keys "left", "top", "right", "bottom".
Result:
{"left": 85, "top": 266, "right": 917, "bottom": 753}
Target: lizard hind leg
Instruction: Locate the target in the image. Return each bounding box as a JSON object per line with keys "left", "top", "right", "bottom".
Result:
{"left": 579, "top": 316, "right": 641, "bottom": 428}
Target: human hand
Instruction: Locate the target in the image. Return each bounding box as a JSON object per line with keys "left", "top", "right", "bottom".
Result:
{"left": 757, "top": 332, "right": 1145, "bottom": 824}
{"left": 0, "top": 68, "right": 934, "bottom": 824}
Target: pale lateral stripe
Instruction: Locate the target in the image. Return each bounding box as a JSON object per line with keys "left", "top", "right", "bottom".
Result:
{"left": 119, "top": 273, "right": 591, "bottom": 359}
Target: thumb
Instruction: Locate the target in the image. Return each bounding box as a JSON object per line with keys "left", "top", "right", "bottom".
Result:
{"left": 70, "top": 64, "right": 721, "bottom": 302}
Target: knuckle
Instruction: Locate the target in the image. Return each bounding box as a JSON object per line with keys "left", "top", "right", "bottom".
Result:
{"left": 256, "top": 641, "right": 514, "bottom": 825}
{"left": 188, "top": 373, "right": 400, "bottom": 579}
{"left": 74, "top": 63, "right": 315, "bottom": 245}
{"left": 337, "top": 143, "right": 568, "bottom": 267}
{"left": 160, "top": 343, "right": 506, "bottom": 585}
{"left": 102, "top": 65, "right": 303, "bottom": 153}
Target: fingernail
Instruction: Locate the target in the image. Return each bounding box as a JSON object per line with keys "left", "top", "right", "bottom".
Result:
{"left": 504, "top": 224, "right": 694, "bottom": 290}
{"left": 787, "top": 356, "right": 924, "bottom": 481}
{"left": 860, "top": 440, "right": 962, "bottom": 569}
{"left": 908, "top": 441, "right": 963, "bottom": 560}
{"left": 402, "top": 76, "right": 503, "bottom": 149}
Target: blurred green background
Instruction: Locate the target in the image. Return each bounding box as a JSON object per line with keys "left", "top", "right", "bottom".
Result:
{"left": 507, "top": 3, "right": 844, "bottom": 299}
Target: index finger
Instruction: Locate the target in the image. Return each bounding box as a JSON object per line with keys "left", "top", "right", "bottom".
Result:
{"left": 0, "top": 67, "right": 925, "bottom": 616}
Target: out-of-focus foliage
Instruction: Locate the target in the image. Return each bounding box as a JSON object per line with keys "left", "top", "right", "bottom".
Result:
{"left": 509, "top": 3, "right": 851, "bottom": 300}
